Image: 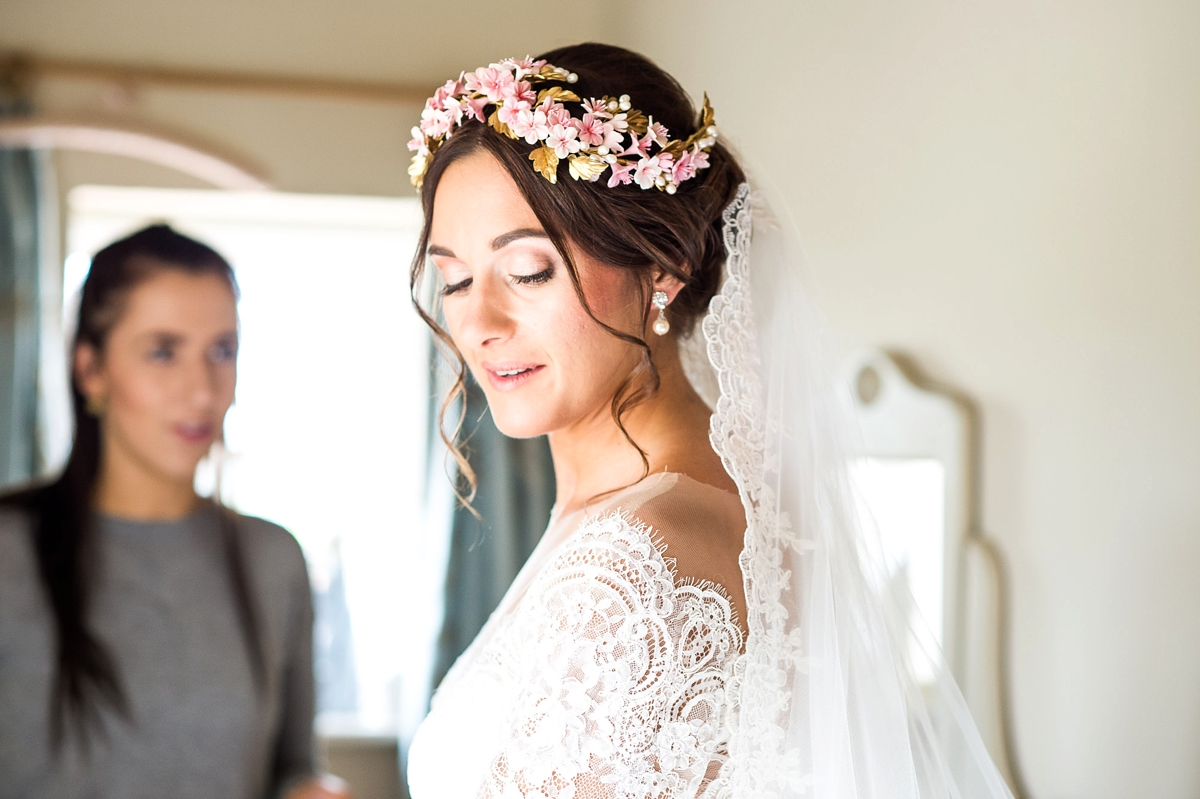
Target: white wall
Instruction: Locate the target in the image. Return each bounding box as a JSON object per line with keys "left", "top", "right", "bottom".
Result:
{"left": 624, "top": 3, "right": 1200, "bottom": 798}
{"left": 1, "top": 0, "right": 618, "bottom": 196}
{"left": 5, "top": 2, "right": 1199, "bottom": 796}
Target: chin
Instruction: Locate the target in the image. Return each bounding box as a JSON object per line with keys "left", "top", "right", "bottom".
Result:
{"left": 487, "top": 404, "right": 557, "bottom": 440}
{"left": 153, "top": 451, "right": 208, "bottom": 486}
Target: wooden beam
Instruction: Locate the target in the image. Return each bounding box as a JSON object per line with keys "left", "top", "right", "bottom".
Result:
{"left": 3, "top": 53, "right": 430, "bottom": 106}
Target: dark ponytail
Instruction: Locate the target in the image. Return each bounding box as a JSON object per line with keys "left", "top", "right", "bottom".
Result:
{"left": 2, "top": 224, "right": 265, "bottom": 747}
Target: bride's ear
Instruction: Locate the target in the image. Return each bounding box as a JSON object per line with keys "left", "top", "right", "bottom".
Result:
{"left": 651, "top": 266, "right": 687, "bottom": 304}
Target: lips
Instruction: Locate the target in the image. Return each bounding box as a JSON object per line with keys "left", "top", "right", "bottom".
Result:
{"left": 173, "top": 421, "right": 215, "bottom": 446}
{"left": 480, "top": 361, "right": 545, "bottom": 392}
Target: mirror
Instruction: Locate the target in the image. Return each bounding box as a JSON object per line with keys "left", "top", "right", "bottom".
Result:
{"left": 845, "top": 349, "right": 969, "bottom": 679}
{"left": 844, "top": 348, "right": 1019, "bottom": 785}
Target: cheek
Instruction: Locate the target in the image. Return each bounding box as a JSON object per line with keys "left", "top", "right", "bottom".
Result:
{"left": 107, "top": 360, "right": 169, "bottom": 420}
{"left": 216, "top": 363, "right": 237, "bottom": 413}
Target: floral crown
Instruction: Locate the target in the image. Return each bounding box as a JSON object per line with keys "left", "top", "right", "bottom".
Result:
{"left": 407, "top": 56, "right": 718, "bottom": 193}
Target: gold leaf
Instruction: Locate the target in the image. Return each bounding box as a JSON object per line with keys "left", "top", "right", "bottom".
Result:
{"left": 700, "top": 93, "right": 715, "bottom": 129}
{"left": 529, "top": 145, "right": 559, "bottom": 183}
{"left": 488, "top": 109, "right": 517, "bottom": 139}
{"left": 660, "top": 141, "right": 685, "bottom": 159}
{"left": 624, "top": 108, "right": 649, "bottom": 136}
{"left": 537, "top": 86, "right": 581, "bottom": 105}
{"left": 568, "top": 155, "right": 607, "bottom": 182}
{"left": 408, "top": 153, "right": 427, "bottom": 188}
{"left": 682, "top": 96, "right": 717, "bottom": 150}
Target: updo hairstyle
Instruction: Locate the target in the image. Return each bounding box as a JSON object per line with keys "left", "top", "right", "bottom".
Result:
{"left": 410, "top": 42, "right": 746, "bottom": 500}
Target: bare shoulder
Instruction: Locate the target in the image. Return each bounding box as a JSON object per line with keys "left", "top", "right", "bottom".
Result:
{"left": 631, "top": 475, "right": 747, "bottom": 635}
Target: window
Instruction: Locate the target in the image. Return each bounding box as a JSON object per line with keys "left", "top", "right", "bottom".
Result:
{"left": 64, "top": 186, "right": 445, "bottom": 737}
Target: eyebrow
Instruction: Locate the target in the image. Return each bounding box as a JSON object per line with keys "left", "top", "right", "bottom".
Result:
{"left": 142, "top": 331, "right": 185, "bottom": 345}
{"left": 427, "top": 227, "right": 550, "bottom": 259}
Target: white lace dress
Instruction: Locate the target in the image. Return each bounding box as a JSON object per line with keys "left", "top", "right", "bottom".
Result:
{"left": 407, "top": 472, "right": 746, "bottom": 799}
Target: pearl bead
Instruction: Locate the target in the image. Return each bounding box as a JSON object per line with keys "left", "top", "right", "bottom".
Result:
{"left": 653, "top": 317, "right": 671, "bottom": 335}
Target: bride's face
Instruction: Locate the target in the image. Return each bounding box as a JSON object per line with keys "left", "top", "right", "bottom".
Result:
{"left": 429, "top": 151, "right": 645, "bottom": 438}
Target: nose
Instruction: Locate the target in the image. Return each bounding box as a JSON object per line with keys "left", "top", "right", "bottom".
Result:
{"left": 455, "top": 275, "right": 516, "bottom": 349}
{"left": 182, "top": 353, "right": 217, "bottom": 411}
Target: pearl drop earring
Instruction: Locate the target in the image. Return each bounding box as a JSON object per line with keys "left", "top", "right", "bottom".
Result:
{"left": 652, "top": 291, "right": 670, "bottom": 336}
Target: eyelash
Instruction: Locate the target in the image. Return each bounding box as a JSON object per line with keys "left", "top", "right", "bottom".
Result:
{"left": 513, "top": 267, "right": 554, "bottom": 286}
{"left": 441, "top": 266, "right": 555, "bottom": 296}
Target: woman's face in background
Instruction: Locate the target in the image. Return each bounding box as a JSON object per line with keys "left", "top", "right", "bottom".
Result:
{"left": 77, "top": 267, "right": 238, "bottom": 486}
{"left": 428, "top": 151, "right": 646, "bottom": 439}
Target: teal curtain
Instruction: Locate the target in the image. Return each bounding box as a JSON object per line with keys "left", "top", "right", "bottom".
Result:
{"left": 431, "top": 374, "right": 555, "bottom": 689}
{"left": 0, "top": 147, "right": 43, "bottom": 488}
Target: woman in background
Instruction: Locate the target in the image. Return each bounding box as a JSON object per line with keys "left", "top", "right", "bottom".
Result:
{"left": 0, "top": 225, "right": 347, "bottom": 799}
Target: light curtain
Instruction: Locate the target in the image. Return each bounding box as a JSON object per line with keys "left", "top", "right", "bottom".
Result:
{"left": 0, "top": 147, "right": 45, "bottom": 488}
{"left": 430, "top": 374, "right": 555, "bottom": 690}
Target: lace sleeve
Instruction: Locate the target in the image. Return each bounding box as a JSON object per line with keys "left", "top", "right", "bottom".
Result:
{"left": 478, "top": 511, "right": 741, "bottom": 799}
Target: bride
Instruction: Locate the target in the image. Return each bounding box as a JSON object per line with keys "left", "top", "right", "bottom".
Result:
{"left": 404, "top": 42, "right": 1013, "bottom": 799}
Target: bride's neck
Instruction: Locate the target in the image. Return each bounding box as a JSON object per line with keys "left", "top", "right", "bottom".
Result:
{"left": 548, "top": 337, "right": 726, "bottom": 515}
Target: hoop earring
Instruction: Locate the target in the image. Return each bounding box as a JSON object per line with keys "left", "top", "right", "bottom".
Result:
{"left": 652, "top": 291, "right": 670, "bottom": 336}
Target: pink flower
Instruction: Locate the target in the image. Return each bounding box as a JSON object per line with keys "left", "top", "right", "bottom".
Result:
{"left": 546, "top": 124, "right": 581, "bottom": 158}
{"left": 473, "top": 66, "right": 515, "bottom": 102}
{"left": 609, "top": 112, "right": 630, "bottom": 133}
{"left": 607, "top": 162, "right": 636, "bottom": 188}
{"left": 500, "top": 80, "right": 535, "bottom": 105}
{"left": 581, "top": 98, "right": 611, "bottom": 118}
{"left": 672, "top": 149, "right": 700, "bottom": 183}
{"left": 510, "top": 55, "right": 546, "bottom": 80}
{"left": 515, "top": 106, "right": 551, "bottom": 144}
{"left": 406, "top": 126, "right": 426, "bottom": 154}
{"left": 497, "top": 99, "right": 531, "bottom": 128}
{"left": 429, "top": 79, "right": 463, "bottom": 112}
{"left": 633, "top": 155, "right": 664, "bottom": 190}
{"left": 544, "top": 101, "right": 572, "bottom": 129}
{"left": 462, "top": 96, "right": 488, "bottom": 123}
{"left": 441, "top": 96, "right": 467, "bottom": 126}
{"left": 645, "top": 119, "right": 670, "bottom": 145}
{"left": 620, "top": 133, "right": 653, "bottom": 158}
{"left": 575, "top": 113, "right": 609, "bottom": 148}
{"left": 419, "top": 105, "right": 453, "bottom": 138}
{"left": 574, "top": 115, "right": 623, "bottom": 153}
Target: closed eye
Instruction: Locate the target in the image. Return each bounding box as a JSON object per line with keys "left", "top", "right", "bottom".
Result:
{"left": 443, "top": 277, "right": 473, "bottom": 296}
{"left": 512, "top": 266, "right": 554, "bottom": 286}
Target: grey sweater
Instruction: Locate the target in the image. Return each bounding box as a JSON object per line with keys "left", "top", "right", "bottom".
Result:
{"left": 0, "top": 503, "right": 315, "bottom": 799}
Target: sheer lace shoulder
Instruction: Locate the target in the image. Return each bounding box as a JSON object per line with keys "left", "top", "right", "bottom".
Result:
{"left": 613, "top": 474, "right": 747, "bottom": 637}
{"left": 407, "top": 474, "right": 748, "bottom": 799}
{"left": 477, "top": 503, "right": 743, "bottom": 799}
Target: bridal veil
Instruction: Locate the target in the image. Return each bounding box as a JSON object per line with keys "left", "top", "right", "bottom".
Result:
{"left": 688, "top": 183, "right": 1014, "bottom": 799}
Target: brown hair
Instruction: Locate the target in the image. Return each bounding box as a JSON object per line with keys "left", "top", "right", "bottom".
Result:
{"left": 410, "top": 43, "right": 745, "bottom": 503}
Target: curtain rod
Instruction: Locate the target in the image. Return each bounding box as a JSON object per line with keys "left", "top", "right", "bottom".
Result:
{"left": 2, "top": 53, "right": 431, "bottom": 106}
